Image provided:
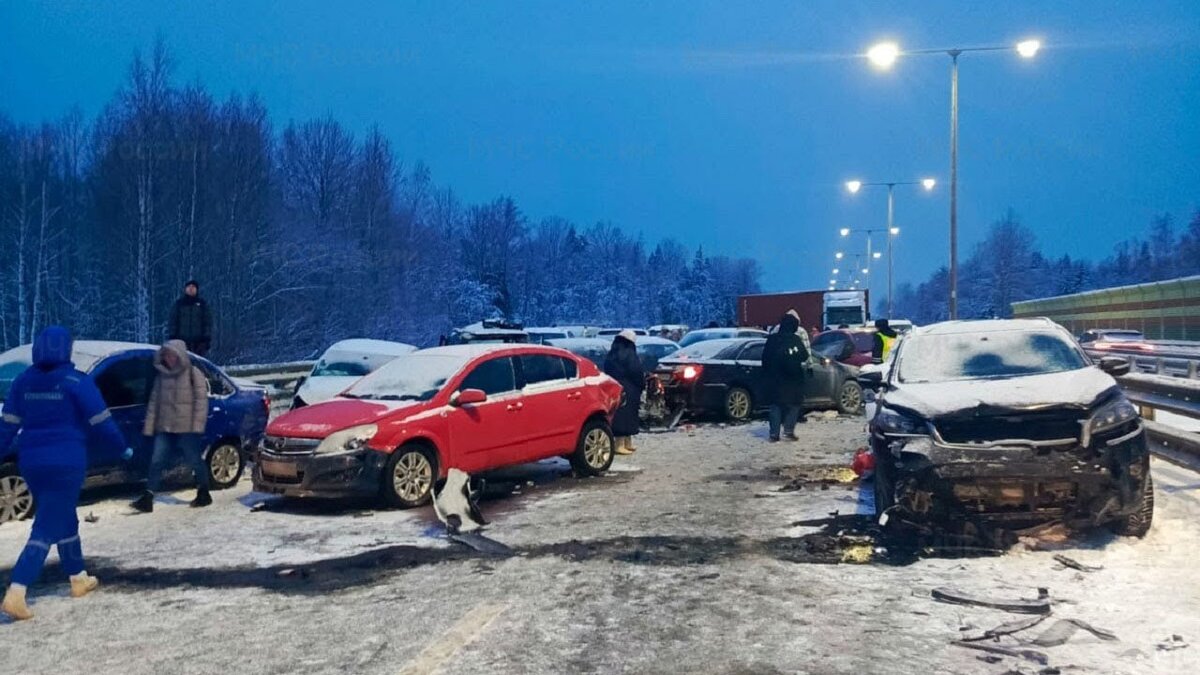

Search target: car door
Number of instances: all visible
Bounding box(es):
[449,356,525,472]
[193,359,235,449]
[803,352,839,407]
[733,341,767,405]
[91,352,157,475]
[516,353,581,458]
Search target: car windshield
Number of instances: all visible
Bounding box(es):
[898,330,1088,384]
[811,333,843,357]
[311,361,371,377]
[678,330,732,347]
[343,354,471,401]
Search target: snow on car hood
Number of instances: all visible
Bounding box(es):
[886,367,1118,418]
[296,376,358,405]
[268,397,431,439]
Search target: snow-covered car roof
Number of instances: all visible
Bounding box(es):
[416,343,568,359]
[454,321,528,336]
[911,318,1058,337]
[0,340,157,374]
[638,336,681,349]
[663,338,754,361]
[547,337,610,350]
[321,339,418,357]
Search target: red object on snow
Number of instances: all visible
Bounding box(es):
[851,447,875,477]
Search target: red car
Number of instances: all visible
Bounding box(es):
[811,329,876,367]
[254,344,623,507]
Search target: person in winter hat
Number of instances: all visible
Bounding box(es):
[0,326,126,620]
[168,280,213,357]
[604,329,644,455]
[761,312,810,442]
[131,340,211,513]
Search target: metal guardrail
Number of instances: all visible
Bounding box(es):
[224,361,314,389]
[1117,372,1200,462]
[1085,345,1200,379]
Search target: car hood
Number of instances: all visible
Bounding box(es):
[886,367,1116,419]
[296,376,359,404]
[268,397,433,439]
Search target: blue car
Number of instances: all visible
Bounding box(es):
[0,341,270,523]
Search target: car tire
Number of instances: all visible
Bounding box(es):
[382,444,438,508]
[206,441,245,490]
[837,380,864,415]
[724,386,753,422]
[1111,469,1154,538]
[570,418,615,477]
[0,464,35,525]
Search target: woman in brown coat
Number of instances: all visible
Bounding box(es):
[131,340,210,512]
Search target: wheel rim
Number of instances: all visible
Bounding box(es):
[841,384,861,412]
[0,476,33,523]
[392,452,433,502]
[210,445,242,483]
[583,428,613,468]
[728,390,751,419]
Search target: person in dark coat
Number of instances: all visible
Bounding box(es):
[168,280,212,357]
[761,312,809,442]
[603,329,644,455]
[0,326,126,621]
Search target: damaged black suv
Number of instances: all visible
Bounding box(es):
[861,318,1153,537]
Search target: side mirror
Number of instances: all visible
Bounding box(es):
[1098,356,1131,378]
[840,343,854,359]
[295,376,307,390]
[452,388,488,406]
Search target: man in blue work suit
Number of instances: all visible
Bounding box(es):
[0,326,126,621]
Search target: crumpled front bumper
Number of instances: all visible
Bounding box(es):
[252,448,387,499]
[875,424,1149,524]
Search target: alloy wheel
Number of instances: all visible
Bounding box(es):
[392,451,433,503]
[841,383,862,413]
[583,428,613,469]
[0,475,33,524]
[209,444,242,484]
[728,389,751,420]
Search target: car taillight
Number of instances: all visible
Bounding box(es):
[676,365,703,381]
[263,393,271,416]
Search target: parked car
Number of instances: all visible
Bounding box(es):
[812,328,876,367]
[292,339,417,409]
[677,327,768,349]
[1079,329,1145,344]
[596,328,649,338]
[0,341,269,523]
[254,344,623,507]
[447,320,529,345]
[525,328,572,344]
[636,336,681,371]
[860,319,1152,536]
[550,336,680,373]
[652,338,864,423]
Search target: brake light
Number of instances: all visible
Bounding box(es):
[676,365,703,381]
[263,392,272,417]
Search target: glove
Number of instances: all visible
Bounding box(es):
[122,447,135,461]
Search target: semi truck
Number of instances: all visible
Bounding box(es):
[737,290,870,330]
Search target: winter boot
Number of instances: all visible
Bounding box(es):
[131,490,154,513]
[2,585,32,621]
[69,573,99,598]
[190,488,212,508]
[614,437,634,456]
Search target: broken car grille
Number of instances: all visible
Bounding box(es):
[934,412,1084,446]
[262,436,321,455]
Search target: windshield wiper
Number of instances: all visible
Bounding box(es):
[375,394,422,401]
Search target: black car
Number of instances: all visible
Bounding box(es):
[861,319,1152,536]
[652,338,864,423]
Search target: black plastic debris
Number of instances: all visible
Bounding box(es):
[1052,554,1103,572]
[952,641,1049,666]
[84,512,99,524]
[932,587,1052,615]
[960,615,1048,642]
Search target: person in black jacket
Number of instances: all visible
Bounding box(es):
[168,280,212,356]
[761,312,809,442]
[603,329,644,455]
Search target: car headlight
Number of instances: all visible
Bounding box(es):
[1087,396,1139,437]
[314,424,378,455]
[874,407,927,436]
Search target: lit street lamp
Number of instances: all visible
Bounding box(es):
[865,38,1041,319]
[844,177,936,316]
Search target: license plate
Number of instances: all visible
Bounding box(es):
[260,459,298,479]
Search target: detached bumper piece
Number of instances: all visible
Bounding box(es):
[253,446,387,499]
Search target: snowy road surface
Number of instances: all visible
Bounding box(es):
[2,417,1200,674]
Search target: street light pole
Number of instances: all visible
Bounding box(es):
[887,184,895,317]
[949,50,960,320]
[844,178,934,318]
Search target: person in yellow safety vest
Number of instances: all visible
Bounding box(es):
[872,319,898,364]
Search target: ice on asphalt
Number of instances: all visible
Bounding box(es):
[2,418,1199,674]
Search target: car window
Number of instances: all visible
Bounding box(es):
[94,355,157,408]
[196,361,235,396]
[460,357,518,396]
[678,330,733,348]
[851,333,875,352]
[0,360,30,402]
[312,361,370,377]
[898,330,1088,384]
[812,333,845,357]
[738,343,765,362]
[520,354,573,386]
[346,353,470,401]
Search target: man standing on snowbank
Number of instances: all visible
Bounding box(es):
[168,280,213,357]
